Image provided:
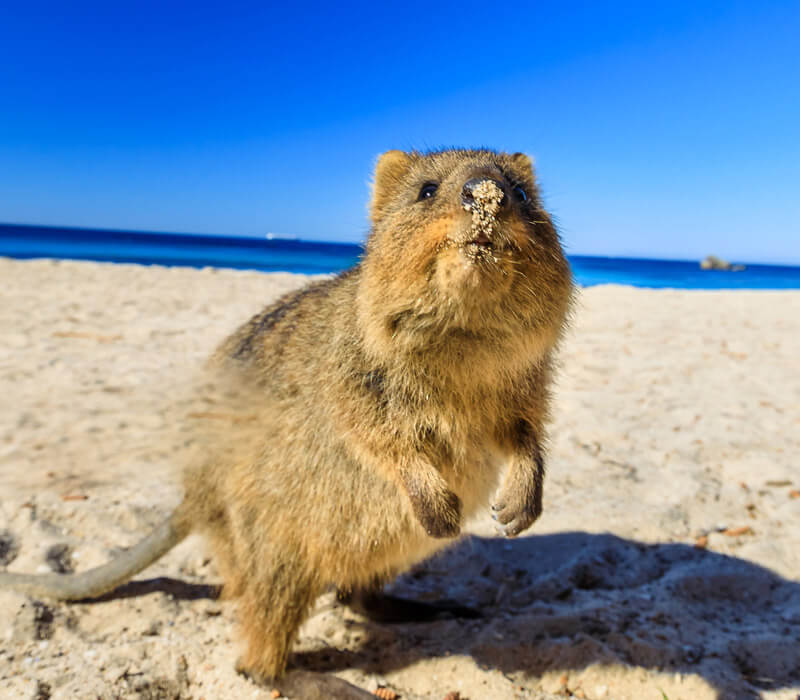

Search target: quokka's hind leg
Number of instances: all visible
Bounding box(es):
[234,559,321,682]
[235,563,374,698]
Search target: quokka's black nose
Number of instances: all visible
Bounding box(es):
[461,178,508,211]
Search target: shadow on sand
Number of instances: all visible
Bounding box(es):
[73,532,800,699]
[84,576,220,603]
[293,532,800,700]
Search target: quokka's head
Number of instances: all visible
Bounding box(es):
[359,149,572,354]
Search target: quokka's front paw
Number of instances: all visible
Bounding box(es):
[491,488,541,538]
[412,488,462,538]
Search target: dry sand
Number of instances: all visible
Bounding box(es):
[1,257,799,700]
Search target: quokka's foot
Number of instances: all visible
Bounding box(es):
[237,663,374,699]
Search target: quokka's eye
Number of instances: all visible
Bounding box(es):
[512,184,528,202]
[418,182,439,201]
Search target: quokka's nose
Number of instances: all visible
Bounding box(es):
[461,177,508,211]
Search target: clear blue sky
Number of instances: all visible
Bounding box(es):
[1,1,798,263]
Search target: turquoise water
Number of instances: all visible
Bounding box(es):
[2,223,799,289]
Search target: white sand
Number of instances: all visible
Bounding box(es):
[1,258,799,700]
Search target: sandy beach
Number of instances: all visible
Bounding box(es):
[1,257,799,700]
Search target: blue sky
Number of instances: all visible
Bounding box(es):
[1,1,798,263]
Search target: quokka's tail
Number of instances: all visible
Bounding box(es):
[0,509,190,600]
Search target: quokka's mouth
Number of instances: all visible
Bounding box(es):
[467,232,493,248]
[462,233,506,256]
[461,240,503,265]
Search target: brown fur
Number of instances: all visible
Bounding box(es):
[1,148,573,685]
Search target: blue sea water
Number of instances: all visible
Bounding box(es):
[2,223,800,289]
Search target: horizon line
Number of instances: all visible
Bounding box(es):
[2,220,798,269]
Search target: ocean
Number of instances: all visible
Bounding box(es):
[2,223,799,290]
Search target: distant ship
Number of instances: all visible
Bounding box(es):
[264,232,298,241]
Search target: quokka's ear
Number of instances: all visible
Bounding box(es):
[370,150,414,224]
[509,152,534,174]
